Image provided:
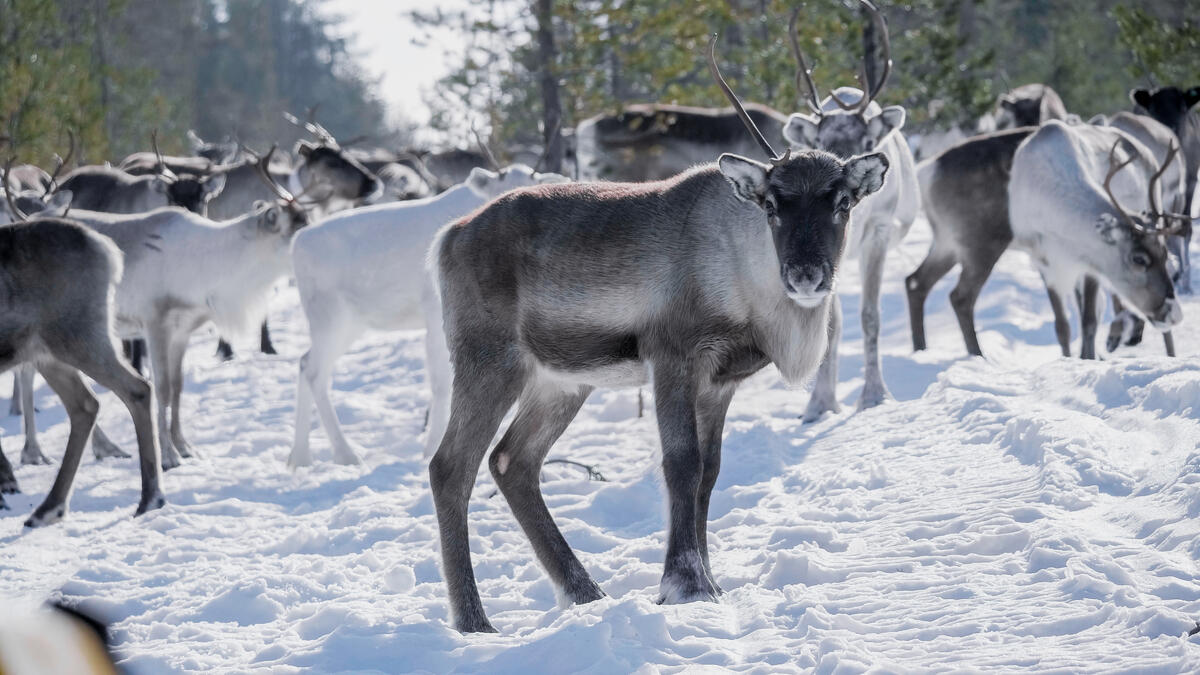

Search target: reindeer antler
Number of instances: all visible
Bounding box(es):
[471,124,503,172]
[284,107,339,148]
[45,130,75,194]
[789,7,824,116]
[150,130,176,185]
[1148,141,1192,236]
[709,33,790,165]
[1103,140,1141,231]
[816,0,894,116]
[253,145,299,204]
[3,157,29,222]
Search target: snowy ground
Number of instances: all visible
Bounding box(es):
[2,216,1200,673]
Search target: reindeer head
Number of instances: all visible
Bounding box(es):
[1130,86,1200,136]
[710,34,888,308]
[286,110,381,212]
[781,1,905,160]
[1097,139,1186,330]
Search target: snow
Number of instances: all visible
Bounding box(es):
[3,216,1200,672]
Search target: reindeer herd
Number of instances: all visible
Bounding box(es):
[1,0,1198,635]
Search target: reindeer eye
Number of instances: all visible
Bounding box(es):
[1130,251,1151,268]
[764,199,778,218]
[864,139,875,151]
[836,196,850,213]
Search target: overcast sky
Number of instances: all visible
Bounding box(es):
[323,0,458,131]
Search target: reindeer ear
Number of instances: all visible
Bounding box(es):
[718,154,769,206]
[1130,89,1152,109]
[866,106,905,146]
[843,153,889,203]
[783,114,820,149]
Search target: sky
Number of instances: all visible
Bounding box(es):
[323,0,460,132]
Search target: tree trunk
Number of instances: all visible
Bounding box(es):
[534,0,564,173]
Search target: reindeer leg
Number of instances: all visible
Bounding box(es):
[951,244,1005,357]
[905,242,956,352]
[7,371,20,416]
[77,342,163,515]
[146,327,181,470]
[802,297,842,423]
[166,330,196,458]
[259,321,277,355]
[25,361,97,527]
[302,315,363,466]
[857,223,892,410]
[489,380,603,605]
[1041,278,1071,357]
[0,435,17,495]
[17,364,49,465]
[430,357,524,633]
[695,381,735,594]
[1076,275,1101,360]
[653,359,718,605]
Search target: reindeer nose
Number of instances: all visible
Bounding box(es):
[785,266,824,295]
[784,265,829,308]
[1154,298,1183,327]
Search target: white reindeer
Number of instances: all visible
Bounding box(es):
[288,164,569,468]
[779,1,919,419]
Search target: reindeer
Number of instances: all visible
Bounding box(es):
[205,114,381,359]
[424,32,888,633]
[1131,86,1200,286]
[11,154,310,468]
[908,122,1181,359]
[993,83,1069,129]
[779,0,919,420]
[1,181,126,466]
[1091,112,1189,353]
[575,103,788,182]
[0,212,163,526]
[289,159,569,468]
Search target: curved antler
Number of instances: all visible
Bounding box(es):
[708,33,789,165]
[1148,141,1192,235]
[3,157,29,222]
[828,0,893,115]
[254,145,299,204]
[150,130,176,185]
[284,110,339,148]
[1103,140,1142,232]
[471,125,503,172]
[45,130,75,194]
[789,7,823,116]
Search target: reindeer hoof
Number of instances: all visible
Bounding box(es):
[20,446,51,466]
[455,614,498,634]
[0,476,18,494]
[801,398,840,424]
[25,503,66,528]
[332,445,365,466]
[93,436,131,460]
[855,386,892,412]
[135,492,167,516]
